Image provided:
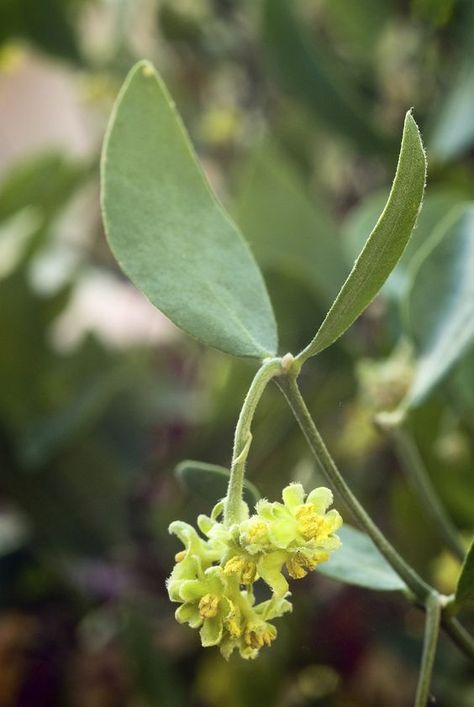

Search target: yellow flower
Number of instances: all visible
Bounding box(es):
[224,555,257,584]
[167,481,342,658]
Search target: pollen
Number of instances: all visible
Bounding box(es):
[174,550,186,562]
[247,520,268,543]
[242,561,257,584]
[225,603,242,637]
[286,554,308,579]
[295,504,323,540]
[224,556,257,584]
[224,556,245,575]
[198,593,220,619]
[244,626,275,649]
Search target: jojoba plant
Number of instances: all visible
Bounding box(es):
[101,61,474,706]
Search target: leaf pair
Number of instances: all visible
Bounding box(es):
[101,61,427,363]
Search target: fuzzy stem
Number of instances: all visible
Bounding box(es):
[223,359,282,526]
[442,616,474,662]
[415,593,441,706]
[277,374,433,602]
[388,426,464,560]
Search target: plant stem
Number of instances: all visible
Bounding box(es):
[442,616,474,663]
[390,426,464,561]
[415,592,441,706]
[277,374,433,602]
[224,358,282,526]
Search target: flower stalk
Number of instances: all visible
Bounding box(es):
[415,592,441,707]
[388,425,465,561]
[277,373,433,603]
[224,357,284,526]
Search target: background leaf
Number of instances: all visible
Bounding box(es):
[101,61,277,359]
[403,204,474,408]
[234,143,346,307]
[455,538,474,609]
[0,0,81,63]
[262,0,391,154]
[298,111,426,362]
[428,4,474,162]
[175,460,260,507]
[0,151,85,225]
[121,604,183,706]
[318,525,407,591]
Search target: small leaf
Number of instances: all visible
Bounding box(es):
[175,460,260,507]
[298,111,426,362]
[343,189,464,301]
[234,143,346,306]
[403,204,474,408]
[318,525,407,592]
[455,538,474,609]
[101,61,277,359]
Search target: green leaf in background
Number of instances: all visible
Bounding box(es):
[429,4,474,161]
[101,61,277,359]
[324,0,393,66]
[451,349,474,428]
[121,604,183,707]
[234,143,346,307]
[318,525,407,591]
[19,366,128,469]
[0,151,86,225]
[411,0,456,26]
[455,538,474,609]
[402,204,474,408]
[0,0,81,63]
[175,460,260,507]
[297,111,426,362]
[262,0,392,155]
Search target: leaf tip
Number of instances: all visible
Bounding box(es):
[140,61,156,78]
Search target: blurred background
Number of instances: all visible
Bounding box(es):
[0,0,474,705]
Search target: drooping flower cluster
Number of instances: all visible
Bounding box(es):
[167,483,342,659]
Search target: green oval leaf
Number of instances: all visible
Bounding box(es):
[101,61,277,359]
[455,538,474,609]
[175,460,260,507]
[403,204,474,408]
[318,525,407,592]
[298,111,426,362]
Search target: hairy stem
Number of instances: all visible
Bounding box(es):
[390,426,464,560]
[415,593,441,706]
[224,358,282,526]
[277,374,432,601]
[442,616,474,663]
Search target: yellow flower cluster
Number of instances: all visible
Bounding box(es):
[167,483,342,659]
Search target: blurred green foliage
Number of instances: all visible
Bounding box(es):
[0,0,473,705]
